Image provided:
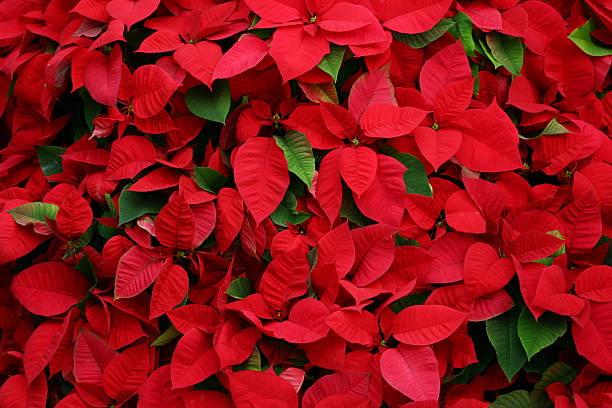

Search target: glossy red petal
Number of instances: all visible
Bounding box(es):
[393,305,466,345]
[302,372,369,408]
[445,190,486,234]
[171,329,219,389]
[10,262,90,316]
[351,224,395,287]
[149,262,189,319]
[106,0,161,30]
[361,104,428,138]
[136,30,183,53]
[319,102,358,139]
[155,194,195,249]
[269,26,329,83]
[316,222,355,279]
[174,42,222,88]
[212,34,269,80]
[415,127,462,172]
[24,317,69,383]
[260,248,310,313]
[380,344,440,401]
[234,137,289,225]
[325,309,379,345]
[114,246,164,299]
[213,318,261,368]
[102,343,149,403]
[265,298,330,343]
[348,66,397,120]
[131,65,180,119]
[314,149,343,224]
[83,44,122,106]
[127,168,180,192]
[519,0,566,55]
[464,242,515,298]
[228,370,298,408]
[506,231,564,263]
[167,304,220,334]
[573,302,612,373]
[243,0,305,23]
[215,188,244,254]
[73,331,116,385]
[378,0,453,34]
[353,154,406,228]
[191,201,217,248]
[575,265,612,302]
[137,365,184,408]
[339,146,377,197]
[56,188,93,238]
[419,42,471,104]
[106,135,159,180]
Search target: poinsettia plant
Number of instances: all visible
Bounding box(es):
[1,0,612,407]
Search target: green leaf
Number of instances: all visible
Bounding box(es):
[491,390,534,408]
[248,15,275,40]
[274,131,315,188]
[9,202,59,226]
[36,146,66,176]
[317,44,345,82]
[486,32,524,76]
[152,325,181,346]
[75,252,97,287]
[270,190,311,226]
[395,234,420,246]
[390,291,431,314]
[105,193,117,215]
[531,362,577,408]
[248,15,261,29]
[179,292,189,307]
[340,184,374,227]
[523,351,557,375]
[76,223,96,247]
[486,306,527,381]
[569,19,612,56]
[603,235,612,266]
[539,362,577,386]
[470,62,480,93]
[379,145,431,197]
[548,230,566,257]
[390,152,432,197]
[118,187,167,225]
[226,277,252,299]
[392,19,455,49]
[455,12,475,57]
[185,80,231,123]
[476,36,502,69]
[539,118,569,136]
[519,118,570,141]
[98,198,119,240]
[193,166,228,194]
[79,88,101,132]
[307,247,318,272]
[453,337,496,385]
[518,308,567,361]
[533,256,554,266]
[234,346,262,372]
[298,82,339,104]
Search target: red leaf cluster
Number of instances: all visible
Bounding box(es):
[0,0,611,407]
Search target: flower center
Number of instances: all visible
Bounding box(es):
[272,113,281,128]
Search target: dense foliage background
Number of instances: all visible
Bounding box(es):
[1,0,612,406]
